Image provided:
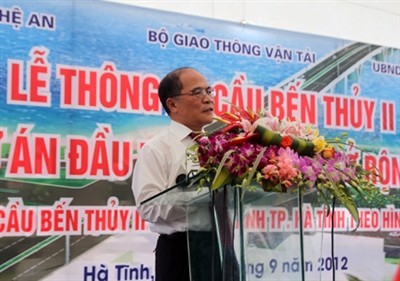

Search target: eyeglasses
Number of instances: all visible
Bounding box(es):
[172,86,215,99]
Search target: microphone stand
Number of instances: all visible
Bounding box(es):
[139,170,203,205]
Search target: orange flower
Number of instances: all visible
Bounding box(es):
[321,147,335,159]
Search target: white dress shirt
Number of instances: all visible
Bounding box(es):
[132,120,211,234]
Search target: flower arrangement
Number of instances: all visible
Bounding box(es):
[188,106,382,227]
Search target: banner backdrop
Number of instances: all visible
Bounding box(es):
[0,1,399,280]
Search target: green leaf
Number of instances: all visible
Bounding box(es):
[320,165,360,227]
[211,149,235,190]
[315,185,331,216]
[329,184,360,229]
[241,147,268,197]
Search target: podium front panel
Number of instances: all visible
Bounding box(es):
[141,185,325,281]
[186,187,324,281]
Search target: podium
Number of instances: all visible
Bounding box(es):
[141,183,314,281]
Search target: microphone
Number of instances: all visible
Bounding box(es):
[175,171,201,189]
[141,171,200,205]
[176,174,188,186]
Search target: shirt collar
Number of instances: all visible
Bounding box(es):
[169,120,193,141]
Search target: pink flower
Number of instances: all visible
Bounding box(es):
[261,164,279,183]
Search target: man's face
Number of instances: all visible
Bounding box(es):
[168,69,215,131]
